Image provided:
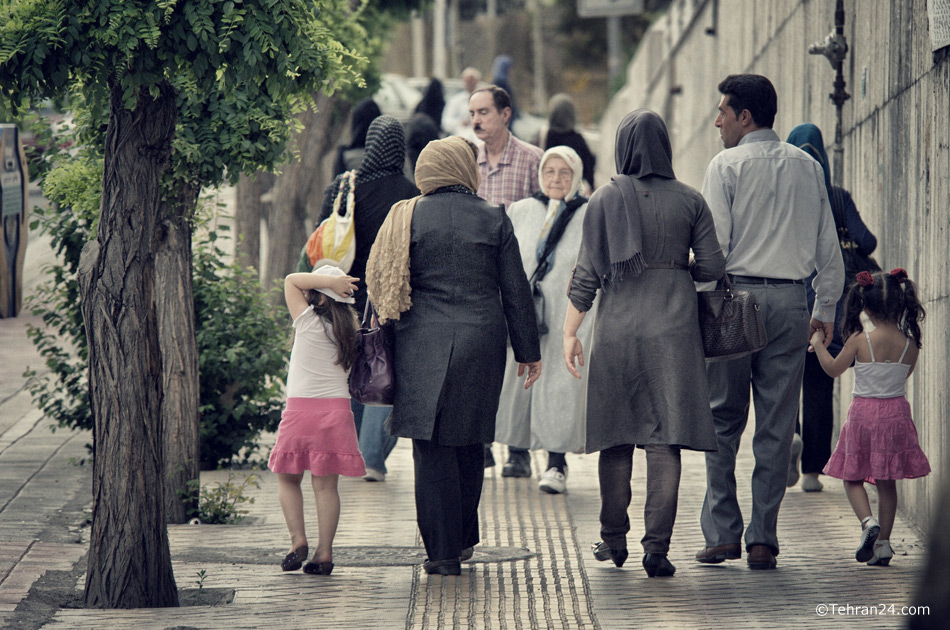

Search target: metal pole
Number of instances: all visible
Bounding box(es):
[808,0,851,187]
[830,0,850,187]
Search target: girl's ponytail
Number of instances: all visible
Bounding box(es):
[840,281,866,341]
[310,293,360,370]
[899,276,925,348]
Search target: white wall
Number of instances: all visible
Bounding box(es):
[599,0,950,533]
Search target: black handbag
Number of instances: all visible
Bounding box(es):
[831,187,881,280]
[348,300,395,406]
[527,193,585,337]
[531,279,548,336]
[698,276,768,362]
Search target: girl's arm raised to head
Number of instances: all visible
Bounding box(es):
[283,272,359,320]
[810,330,861,378]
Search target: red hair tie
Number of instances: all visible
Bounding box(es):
[890,267,908,284]
[856,271,875,287]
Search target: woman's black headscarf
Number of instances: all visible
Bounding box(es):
[346,98,382,150]
[414,78,445,130]
[582,109,675,287]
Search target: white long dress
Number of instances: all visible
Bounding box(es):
[494,195,594,453]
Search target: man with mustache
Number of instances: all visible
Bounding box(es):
[470,86,542,212]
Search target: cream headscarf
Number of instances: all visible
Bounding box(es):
[539,146,583,202]
[366,136,480,322]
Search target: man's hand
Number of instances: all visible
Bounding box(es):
[809,318,833,347]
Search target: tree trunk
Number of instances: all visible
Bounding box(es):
[234,170,274,273]
[156,181,201,524]
[78,80,179,608]
[261,93,350,302]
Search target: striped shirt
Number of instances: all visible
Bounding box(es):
[477,133,543,211]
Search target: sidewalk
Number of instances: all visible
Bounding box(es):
[1,223,931,629]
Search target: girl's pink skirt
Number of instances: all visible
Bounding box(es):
[822,396,930,483]
[268,397,366,477]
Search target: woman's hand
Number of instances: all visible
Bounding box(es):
[563,335,584,379]
[517,360,542,389]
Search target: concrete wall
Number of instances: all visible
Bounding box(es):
[599,0,949,533]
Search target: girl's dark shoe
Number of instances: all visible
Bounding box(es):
[423,558,462,575]
[303,561,334,575]
[280,546,308,572]
[592,541,627,567]
[642,553,676,577]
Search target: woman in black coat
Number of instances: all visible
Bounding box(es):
[366,136,542,575]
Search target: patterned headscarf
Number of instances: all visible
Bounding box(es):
[366,136,480,321]
[357,115,406,184]
[322,114,406,219]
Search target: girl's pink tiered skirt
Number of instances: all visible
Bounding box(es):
[268,397,366,477]
[823,396,930,483]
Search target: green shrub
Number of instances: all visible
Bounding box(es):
[193,230,288,468]
[25,151,289,468]
[183,472,261,524]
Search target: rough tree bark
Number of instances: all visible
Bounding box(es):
[78,80,180,608]
[235,171,274,273]
[259,93,350,300]
[156,181,201,524]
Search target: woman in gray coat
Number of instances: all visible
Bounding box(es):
[563,110,725,577]
[367,136,542,576]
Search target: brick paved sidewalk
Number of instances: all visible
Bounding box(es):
[5,431,928,629]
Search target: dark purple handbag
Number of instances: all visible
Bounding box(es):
[348,300,395,406]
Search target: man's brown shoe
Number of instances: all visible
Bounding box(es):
[695,543,741,564]
[747,544,777,570]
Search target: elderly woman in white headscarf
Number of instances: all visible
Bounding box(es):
[495,146,593,494]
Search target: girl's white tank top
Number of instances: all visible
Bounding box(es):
[286,307,350,399]
[852,332,911,399]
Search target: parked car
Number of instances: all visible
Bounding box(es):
[374,73,423,124]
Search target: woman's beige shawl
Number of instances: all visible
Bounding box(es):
[366,136,480,322]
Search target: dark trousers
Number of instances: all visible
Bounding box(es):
[800,351,834,474]
[598,444,682,554]
[412,439,484,562]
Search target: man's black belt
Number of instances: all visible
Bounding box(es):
[728,274,805,285]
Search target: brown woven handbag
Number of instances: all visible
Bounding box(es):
[698,276,767,362]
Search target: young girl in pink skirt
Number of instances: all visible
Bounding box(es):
[268,265,366,575]
[810,268,930,567]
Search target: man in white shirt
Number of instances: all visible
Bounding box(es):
[695,74,844,571]
[442,67,481,140]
